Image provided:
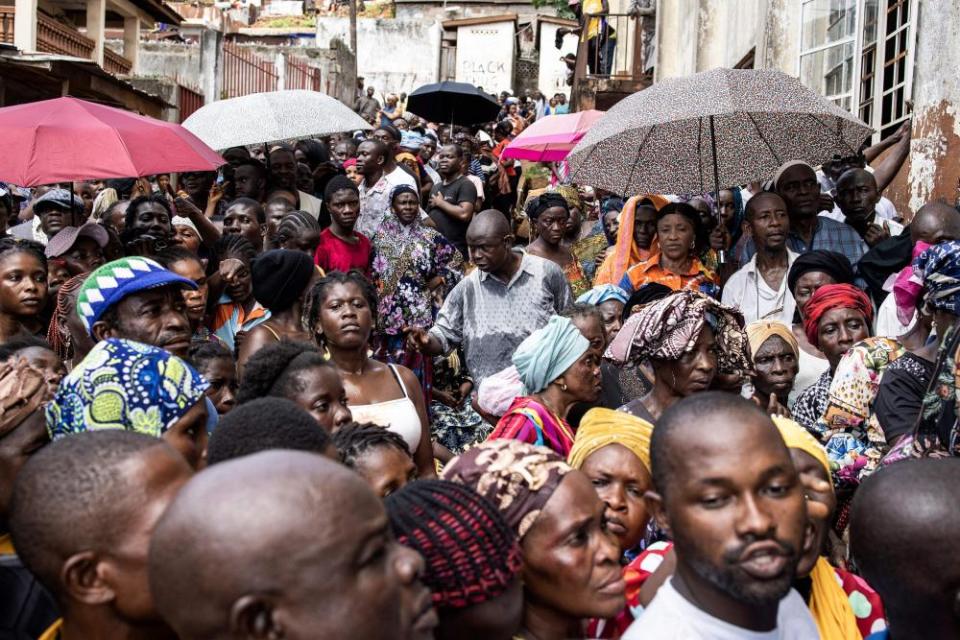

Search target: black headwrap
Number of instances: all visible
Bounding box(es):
[390,184,419,204]
[526,192,569,221]
[787,250,856,294]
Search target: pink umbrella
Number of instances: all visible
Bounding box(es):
[0,97,224,186]
[501,110,605,163]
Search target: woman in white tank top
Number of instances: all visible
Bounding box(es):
[307,272,436,478]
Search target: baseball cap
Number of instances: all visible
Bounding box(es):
[45,223,109,258]
[76,257,198,335]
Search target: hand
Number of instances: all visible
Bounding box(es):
[429,192,445,208]
[864,222,891,247]
[233,330,248,356]
[209,181,228,206]
[130,177,153,198]
[892,119,912,143]
[817,193,835,214]
[404,326,431,352]
[766,393,791,418]
[173,195,203,218]
[800,475,832,522]
[432,389,459,409]
[219,257,245,283]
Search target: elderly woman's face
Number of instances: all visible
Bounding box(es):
[521,471,625,619]
[793,271,837,320]
[558,349,602,403]
[598,300,624,344]
[817,308,869,370]
[656,324,716,397]
[752,335,798,401]
[392,192,420,226]
[580,444,652,552]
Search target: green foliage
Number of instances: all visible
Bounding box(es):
[530,0,575,19]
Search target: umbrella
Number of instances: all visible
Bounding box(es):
[182,90,371,151]
[567,68,873,196]
[502,110,605,162]
[406,81,501,125]
[0,97,224,186]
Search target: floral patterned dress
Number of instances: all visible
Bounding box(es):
[371,215,463,396]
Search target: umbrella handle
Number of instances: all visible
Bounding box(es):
[708,115,726,266]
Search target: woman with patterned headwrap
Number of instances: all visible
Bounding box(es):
[489,316,602,457]
[791,284,873,435]
[525,192,590,298]
[46,338,214,469]
[442,439,625,640]
[608,289,750,423]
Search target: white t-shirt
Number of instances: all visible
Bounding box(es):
[623,578,819,640]
[721,250,798,325]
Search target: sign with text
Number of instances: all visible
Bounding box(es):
[455,21,514,94]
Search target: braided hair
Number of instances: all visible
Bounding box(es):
[276,210,321,248]
[235,339,334,405]
[385,479,522,610]
[213,234,257,267]
[0,237,46,269]
[46,274,86,362]
[332,421,410,469]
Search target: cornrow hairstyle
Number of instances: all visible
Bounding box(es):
[332,421,410,469]
[206,397,331,465]
[213,234,257,265]
[125,194,172,231]
[154,245,206,273]
[304,270,378,338]
[235,339,334,405]
[47,274,86,362]
[276,210,321,247]
[0,237,47,271]
[187,340,234,373]
[0,335,53,361]
[225,197,266,225]
[385,479,522,610]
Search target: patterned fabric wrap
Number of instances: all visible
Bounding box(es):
[441,439,571,540]
[892,241,930,325]
[802,284,874,348]
[914,324,960,458]
[489,396,577,458]
[568,407,654,471]
[814,337,904,481]
[75,257,196,334]
[46,338,209,439]
[604,289,751,376]
[0,359,51,439]
[914,240,960,315]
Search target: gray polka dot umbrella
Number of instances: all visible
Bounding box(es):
[566,68,874,196]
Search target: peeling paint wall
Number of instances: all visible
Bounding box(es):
[885,1,960,219]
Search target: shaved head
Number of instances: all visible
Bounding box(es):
[467,209,511,239]
[149,450,433,640]
[835,167,876,190]
[851,459,960,636]
[911,201,960,245]
[744,191,787,221]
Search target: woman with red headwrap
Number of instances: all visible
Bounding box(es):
[792,284,873,434]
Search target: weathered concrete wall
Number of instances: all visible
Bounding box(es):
[538,23,576,99]
[316,17,441,95]
[883,1,960,220]
[138,40,206,84]
[456,20,515,92]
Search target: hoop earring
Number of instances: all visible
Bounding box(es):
[560,382,568,391]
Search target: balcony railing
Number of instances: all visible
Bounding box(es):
[104,46,132,75]
[575,13,645,79]
[0,6,134,76]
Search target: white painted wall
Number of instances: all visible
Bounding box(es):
[317,17,442,95]
[455,20,514,93]
[538,23,576,99]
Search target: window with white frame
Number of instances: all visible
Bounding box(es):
[798,0,916,142]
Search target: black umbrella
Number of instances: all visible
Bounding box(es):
[406,81,501,125]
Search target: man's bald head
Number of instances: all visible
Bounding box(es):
[744,191,787,221]
[835,167,876,191]
[911,201,960,245]
[467,209,511,239]
[851,459,960,633]
[149,450,430,640]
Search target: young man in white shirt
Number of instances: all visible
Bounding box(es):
[722,192,797,325]
[624,393,819,640]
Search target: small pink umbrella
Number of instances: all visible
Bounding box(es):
[501,110,605,163]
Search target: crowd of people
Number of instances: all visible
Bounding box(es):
[1,87,959,640]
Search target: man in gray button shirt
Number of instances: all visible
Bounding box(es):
[407,210,573,384]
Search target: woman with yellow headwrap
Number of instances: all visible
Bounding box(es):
[772,416,887,639]
[570,407,656,640]
[746,321,800,417]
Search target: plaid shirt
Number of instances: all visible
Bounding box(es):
[735,216,867,269]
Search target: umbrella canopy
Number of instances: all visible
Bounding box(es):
[502,110,605,162]
[406,81,501,125]
[567,68,874,195]
[0,97,224,186]
[182,90,371,151]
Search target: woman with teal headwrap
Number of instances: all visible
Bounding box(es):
[487,316,602,456]
[577,284,630,343]
[46,338,213,469]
